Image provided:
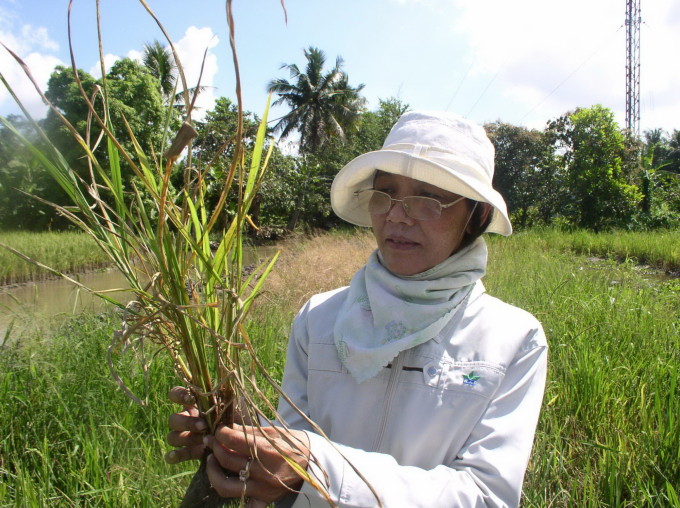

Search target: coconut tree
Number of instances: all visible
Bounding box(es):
[142,39,177,99]
[143,39,210,114]
[267,46,366,230]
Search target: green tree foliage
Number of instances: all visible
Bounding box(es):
[0,59,176,230]
[547,105,642,231]
[0,116,56,229]
[189,97,260,230]
[43,59,170,181]
[485,122,558,228]
[639,128,680,227]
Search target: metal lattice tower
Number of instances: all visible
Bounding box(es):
[625,0,641,137]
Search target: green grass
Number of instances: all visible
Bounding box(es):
[1,230,679,506]
[0,311,291,507]
[486,234,680,507]
[0,232,109,286]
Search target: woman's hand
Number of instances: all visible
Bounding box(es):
[164,386,208,464]
[165,386,311,505]
[204,423,310,505]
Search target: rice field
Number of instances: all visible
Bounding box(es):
[522,228,680,273]
[0,232,109,286]
[0,230,679,506]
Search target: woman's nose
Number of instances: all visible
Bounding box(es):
[386,199,415,225]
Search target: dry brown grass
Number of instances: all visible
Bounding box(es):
[262,229,376,316]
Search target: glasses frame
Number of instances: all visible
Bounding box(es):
[354,189,466,221]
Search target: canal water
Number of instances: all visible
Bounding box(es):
[0,246,280,340]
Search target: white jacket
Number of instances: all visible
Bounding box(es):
[277,281,548,508]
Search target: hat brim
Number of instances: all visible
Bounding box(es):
[331,149,513,236]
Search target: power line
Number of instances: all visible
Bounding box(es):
[466,54,509,117]
[518,25,623,125]
[445,57,476,112]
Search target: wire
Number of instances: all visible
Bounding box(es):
[517,25,623,125]
[466,53,510,117]
[445,57,476,112]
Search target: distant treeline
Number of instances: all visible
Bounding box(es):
[1,57,678,234]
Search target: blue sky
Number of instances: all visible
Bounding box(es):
[1,0,679,136]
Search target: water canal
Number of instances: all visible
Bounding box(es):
[0,245,280,339]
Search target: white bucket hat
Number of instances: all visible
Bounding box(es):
[330,110,512,236]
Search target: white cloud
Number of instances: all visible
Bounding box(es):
[21,24,59,52]
[127,49,143,63]
[0,14,63,118]
[451,0,680,132]
[88,53,120,78]
[173,27,219,120]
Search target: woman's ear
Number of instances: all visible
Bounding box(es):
[479,203,493,225]
[466,203,493,234]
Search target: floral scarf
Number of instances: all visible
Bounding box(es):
[334,237,487,383]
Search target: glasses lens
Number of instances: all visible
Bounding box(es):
[403,196,442,220]
[358,190,391,214]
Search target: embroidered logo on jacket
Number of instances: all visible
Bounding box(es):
[463,372,481,386]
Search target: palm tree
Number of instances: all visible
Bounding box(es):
[142,40,177,99]
[142,40,213,116]
[268,46,366,229]
[268,47,365,153]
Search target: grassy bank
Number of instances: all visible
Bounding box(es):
[0,232,109,286]
[1,230,679,506]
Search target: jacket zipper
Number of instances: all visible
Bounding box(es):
[372,351,405,452]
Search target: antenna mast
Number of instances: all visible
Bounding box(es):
[625,0,641,137]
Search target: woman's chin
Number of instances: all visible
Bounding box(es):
[381,251,427,276]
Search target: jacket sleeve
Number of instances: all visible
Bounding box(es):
[289,337,548,508]
[275,305,315,433]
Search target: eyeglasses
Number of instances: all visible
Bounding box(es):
[354,189,466,221]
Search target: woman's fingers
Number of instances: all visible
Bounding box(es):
[169,386,194,406]
[203,435,253,473]
[213,424,261,457]
[168,430,205,448]
[166,387,206,465]
[168,412,208,433]
[169,386,199,416]
[206,454,255,498]
[165,444,205,464]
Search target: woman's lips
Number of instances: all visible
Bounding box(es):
[385,237,420,250]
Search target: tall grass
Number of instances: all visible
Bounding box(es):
[0,231,107,285]
[1,230,678,506]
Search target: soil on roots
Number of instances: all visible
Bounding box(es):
[179,453,233,508]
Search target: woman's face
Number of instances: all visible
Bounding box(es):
[370,172,476,276]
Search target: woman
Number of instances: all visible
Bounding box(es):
[166,111,548,508]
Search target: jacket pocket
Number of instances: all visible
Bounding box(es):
[307,341,346,373]
[440,361,505,400]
